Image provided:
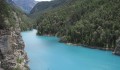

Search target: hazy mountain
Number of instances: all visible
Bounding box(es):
[12,0,37,13]
[6,0,16,5]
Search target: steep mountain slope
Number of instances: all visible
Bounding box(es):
[5,0,34,31]
[6,0,34,31]
[0,0,29,70]
[30,0,72,18]
[30,0,70,14]
[35,0,120,54]
[6,0,15,5]
[30,1,53,14]
[13,8,34,31]
[12,0,37,13]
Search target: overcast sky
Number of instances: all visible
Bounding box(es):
[35,0,52,1]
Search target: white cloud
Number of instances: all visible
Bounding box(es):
[35,0,52,2]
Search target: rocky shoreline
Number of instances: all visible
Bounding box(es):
[0,12,29,70]
[0,30,29,70]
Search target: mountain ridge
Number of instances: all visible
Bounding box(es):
[30,0,72,17]
[12,0,37,13]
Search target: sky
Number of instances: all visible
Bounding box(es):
[35,0,52,1]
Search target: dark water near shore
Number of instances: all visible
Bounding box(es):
[21,29,120,70]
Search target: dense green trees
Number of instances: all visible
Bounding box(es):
[0,0,10,29]
[34,0,120,49]
[0,0,33,31]
[9,2,34,31]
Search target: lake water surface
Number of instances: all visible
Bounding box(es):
[21,29,120,70]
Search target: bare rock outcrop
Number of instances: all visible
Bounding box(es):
[0,12,29,70]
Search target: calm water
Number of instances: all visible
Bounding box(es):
[21,29,120,70]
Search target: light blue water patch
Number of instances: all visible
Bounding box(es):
[21,29,120,70]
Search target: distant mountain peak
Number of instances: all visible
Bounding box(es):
[12,0,38,13]
[30,0,70,14]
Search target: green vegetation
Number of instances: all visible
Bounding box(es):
[17,58,24,64]
[14,65,21,70]
[10,4,34,31]
[33,0,120,49]
[0,0,33,31]
[31,0,71,13]
[0,0,11,29]
[30,0,72,18]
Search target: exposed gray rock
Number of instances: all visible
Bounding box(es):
[0,12,29,70]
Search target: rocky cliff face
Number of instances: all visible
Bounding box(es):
[0,12,29,70]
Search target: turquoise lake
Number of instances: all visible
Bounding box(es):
[21,29,120,70]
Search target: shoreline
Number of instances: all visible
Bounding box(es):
[36,32,119,56]
[66,43,114,51]
[65,42,120,56]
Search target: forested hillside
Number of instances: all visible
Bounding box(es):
[0,0,33,31]
[0,0,11,29]
[30,0,71,14]
[33,0,120,49]
[13,8,33,31]
[30,0,72,18]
